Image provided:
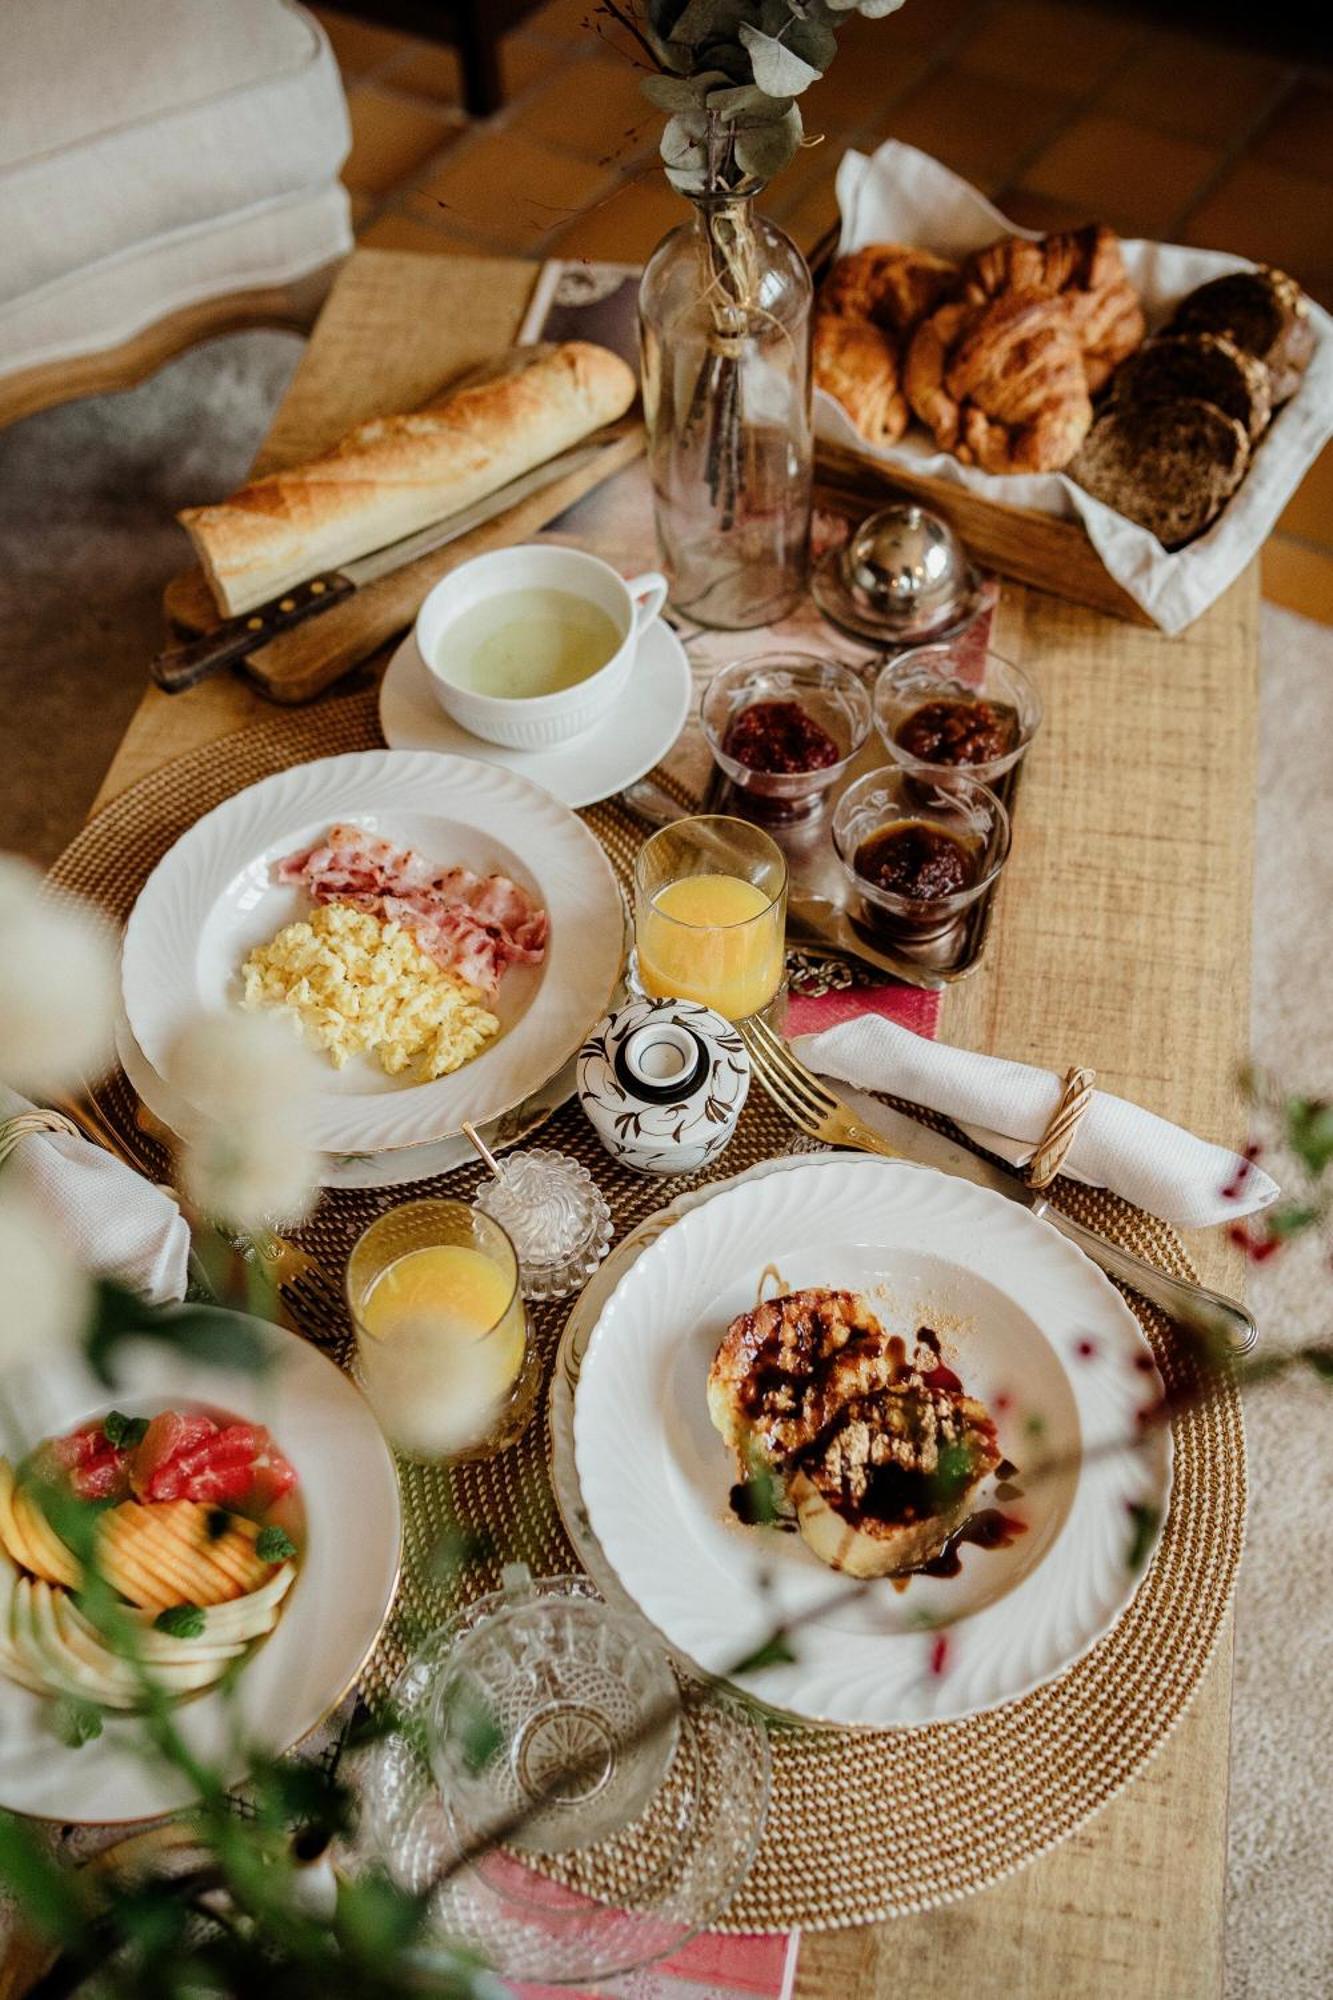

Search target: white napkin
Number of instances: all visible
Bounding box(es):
[0,1087,190,1304]
[791,1018,1279,1229]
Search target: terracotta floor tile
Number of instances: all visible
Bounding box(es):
[1261,536,1333,625]
[1250,79,1333,185]
[409,129,619,252]
[992,187,1097,234]
[802,40,932,130]
[500,33,566,102]
[955,0,1144,94]
[875,66,1072,195]
[524,0,600,46]
[356,209,461,254]
[835,0,986,57]
[547,174,685,264]
[518,55,658,169]
[1098,29,1287,148]
[342,87,458,196]
[312,8,409,79]
[778,168,846,260]
[1278,440,1333,551]
[1183,159,1333,309]
[1020,114,1217,239]
[383,41,462,107]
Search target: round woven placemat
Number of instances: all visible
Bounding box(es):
[48,693,1246,1930]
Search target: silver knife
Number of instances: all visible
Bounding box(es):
[840,1093,1259,1357]
[151,437,614,694]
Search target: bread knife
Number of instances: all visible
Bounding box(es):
[150,437,613,695]
[834,1091,1259,1357]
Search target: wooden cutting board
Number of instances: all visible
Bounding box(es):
[162,421,646,705]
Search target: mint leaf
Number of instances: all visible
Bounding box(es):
[52,1698,103,1747]
[256,1526,296,1564]
[154,1604,206,1639]
[102,1410,148,1450]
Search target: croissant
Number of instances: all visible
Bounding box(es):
[961,226,1144,392]
[819,243,959,336]
[812,313,909,446]
[905,290,1093,474]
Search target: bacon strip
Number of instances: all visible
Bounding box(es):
[277,823,547,1000]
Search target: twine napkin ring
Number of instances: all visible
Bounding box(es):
[0,1109,81,1170]
[1026,1066,1096,1189]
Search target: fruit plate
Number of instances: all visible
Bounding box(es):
[120,750,624,1156]
[572,1154,1171,1728]
[0,1317,400,1822]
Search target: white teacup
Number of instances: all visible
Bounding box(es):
[416,545,668,751]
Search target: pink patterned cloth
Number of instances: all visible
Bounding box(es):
[514,1927,799,1999]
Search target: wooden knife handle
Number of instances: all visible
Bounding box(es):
[150,571,356,693]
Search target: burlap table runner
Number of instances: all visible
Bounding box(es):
[47,691,1245,1929]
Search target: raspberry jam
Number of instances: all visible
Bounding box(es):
[896,697,1018,767]
[723,699,841,775]
[855,820,977,902]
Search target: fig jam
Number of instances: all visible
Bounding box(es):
[855,820,977,902]
[896,697,1018,767]
[723,699,841,776]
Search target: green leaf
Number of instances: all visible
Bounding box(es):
[85,1286,270,1387]
[1285,1096,1333,1178]
[733,102,803,178]
[155,1603,206,1639]
[52,1697,103,1748]
[256,1525,297,1564]
[706,81,794,120]
[1264,1203,1322,1241]
[733,1633,798,1673]
[738,22,823,95]
[0,1811,91,1945]
[1125,1502,1161,1574]
[642,68,730,111]
[102,1409,149,1450]
[447,1682,504,1777]
[1303,1345,1333,1382]
[335,1870,430,1964]
[668,0,750,44]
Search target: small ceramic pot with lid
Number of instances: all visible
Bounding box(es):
[577,997,750,1177]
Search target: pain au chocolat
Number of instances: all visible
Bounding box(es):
[709,1289,1000,1578]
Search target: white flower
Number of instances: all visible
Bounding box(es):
[168,1012,320,1231]
[0,858,117,1095]
[357,1315,509,1460]
[0,1183,91,1372]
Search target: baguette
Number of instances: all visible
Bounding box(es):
[178,341,638,615]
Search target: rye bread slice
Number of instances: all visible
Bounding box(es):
[1165,265,1314,405]
[1068,397,1249,548]
[1112,332,1271,440]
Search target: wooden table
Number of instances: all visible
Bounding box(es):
[90,248,1256,1999]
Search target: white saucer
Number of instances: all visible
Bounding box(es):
[379,618,693,809]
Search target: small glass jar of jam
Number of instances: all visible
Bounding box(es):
[873,643,1040,789]
[833,769,1010,943]
[703,653,872,821]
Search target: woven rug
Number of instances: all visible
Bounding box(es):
[42,688,1247,1932]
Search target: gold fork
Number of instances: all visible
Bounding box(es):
[738,1015,1259,1357]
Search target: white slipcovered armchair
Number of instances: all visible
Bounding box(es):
[0,0,352,426]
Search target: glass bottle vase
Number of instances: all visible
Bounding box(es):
[638,190,813,630]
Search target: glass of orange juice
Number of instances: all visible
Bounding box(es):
[633,816,788,1023]
[346,1200,541,1462]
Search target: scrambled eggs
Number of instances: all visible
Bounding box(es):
[241,903,499,1081]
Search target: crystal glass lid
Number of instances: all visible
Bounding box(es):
[473,1148,613,1302]
[343,1571,772,1986]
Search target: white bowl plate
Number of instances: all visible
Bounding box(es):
[573,1155,1171,1727]
[121,750,624,1155]
[379,621,692,810]
[0,1317,401,1821]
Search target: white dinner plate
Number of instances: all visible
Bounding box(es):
[573,1154,1171,1728]
[114,1005,579,1193]
[0,1316,400,1821]
[379,620,693,809]
[121,750,624,1156]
